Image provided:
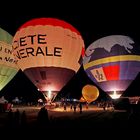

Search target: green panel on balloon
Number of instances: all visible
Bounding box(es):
[0,27,19,92]
[0,28,12,44]
[0,66,17,90]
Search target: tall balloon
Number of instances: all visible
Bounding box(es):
[83,35,140,99]
[0,27,19,92]
[82,84,99,103]
[12,18,85,102]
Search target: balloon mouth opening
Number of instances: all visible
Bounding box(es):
[42,90,58,103]
[109,91,122,99]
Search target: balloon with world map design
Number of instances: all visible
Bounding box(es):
[83,35,140,99]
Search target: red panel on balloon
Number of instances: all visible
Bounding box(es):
[103,65,120,81]
[18,18,80,35]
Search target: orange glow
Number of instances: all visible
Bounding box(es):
[82,85,99,103]
[79,97,86,102]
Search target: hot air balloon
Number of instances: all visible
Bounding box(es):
[12,18,84,102]
[83,35,140,99]
[0,27,19,92]
[79,96,86,102]
[82,84,99,103]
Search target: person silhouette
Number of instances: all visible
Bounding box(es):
[20,110,27,128]
[73,103,77,113]
[37,106,49,128]
[79,103,83,114]
[7,109,14,127]
[14,109,20,128]
[64,102,67,111]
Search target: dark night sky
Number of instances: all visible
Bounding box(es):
[0,3,140,101]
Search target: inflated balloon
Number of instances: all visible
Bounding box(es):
[0,27,19,91]
[82,85,99,103]
[83,35,140,99]
[12,18,85,101]
[79,96,86,102]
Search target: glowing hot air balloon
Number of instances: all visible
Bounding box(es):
[79,96,86,103]
[0,27,19,92]
[12,18,84,102]
[82,84,99,103]
[83,35,140,99]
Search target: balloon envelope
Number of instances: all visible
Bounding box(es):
[83,35,140,99]
[79,96,86,102]
[12,18,84,101]
[0,27,19,91]
[82,85,99,103]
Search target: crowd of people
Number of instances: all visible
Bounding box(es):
[62,100,114,113]
[5,106,50,128]
[63,102,83,113]
[7,109,27,128]
[0,99,139,129]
